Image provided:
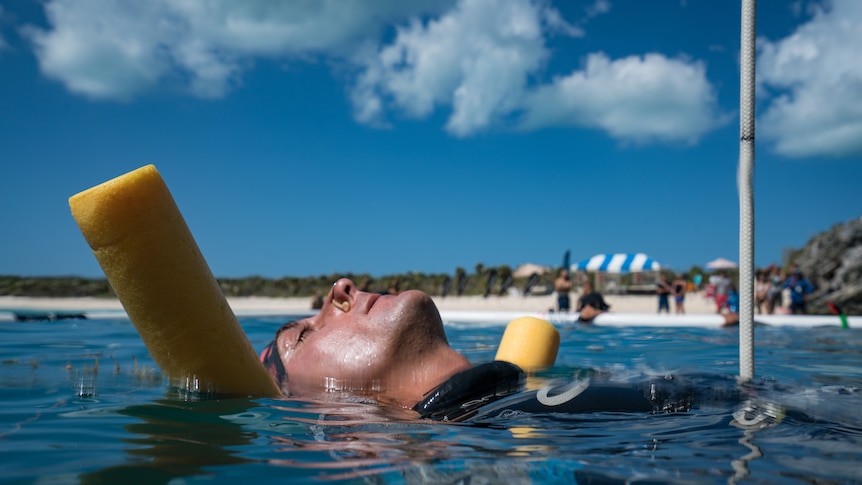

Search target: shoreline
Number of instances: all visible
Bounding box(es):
[0,292,719,315]
[2,294,856,328]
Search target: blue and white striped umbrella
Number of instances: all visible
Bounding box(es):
[572,253,661,274]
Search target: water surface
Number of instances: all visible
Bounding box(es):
[2,316,861,483]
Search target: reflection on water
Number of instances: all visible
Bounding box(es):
[77,399,257,484]
[0,317,861,483]
[267,401,460,482]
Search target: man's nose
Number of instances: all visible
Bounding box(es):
[332,278,356,306]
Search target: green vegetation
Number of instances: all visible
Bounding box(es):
[0,265,548,299]
[0,264,743,299]
[0,275,114,298]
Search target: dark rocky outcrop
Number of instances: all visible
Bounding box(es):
[792,216,862,315]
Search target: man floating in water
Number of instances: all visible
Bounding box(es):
[259,278,735,422]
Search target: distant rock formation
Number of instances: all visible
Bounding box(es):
[793,216,862,315]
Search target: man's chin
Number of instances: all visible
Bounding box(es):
[391,290,444,331]
[407,289,441,312]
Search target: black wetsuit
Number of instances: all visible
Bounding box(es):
[413,361,734,422]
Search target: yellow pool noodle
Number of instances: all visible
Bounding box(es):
[69,165,279,397]
[494,316,560,371]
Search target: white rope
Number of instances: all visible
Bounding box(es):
[738,0,757,382]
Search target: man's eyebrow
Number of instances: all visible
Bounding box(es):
[276,319,304,336]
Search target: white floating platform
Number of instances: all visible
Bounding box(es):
[1,308,858,328]
[439,310,860,328]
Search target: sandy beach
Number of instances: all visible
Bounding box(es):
[0,291,718,315]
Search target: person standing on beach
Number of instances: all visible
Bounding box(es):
[713,271,732,313]
[766,266,784,314]
[310,291,324,310]
[785,267,814,314]
[656,273,671,313]
[754,270,770,314]
[554,269,573,312]
[721,284,741,327]
[671,274,687,314]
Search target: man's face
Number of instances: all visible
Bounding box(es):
[274,279,469,404]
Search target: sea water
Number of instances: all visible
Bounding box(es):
[1,315,861,484]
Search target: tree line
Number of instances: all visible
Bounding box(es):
[0,264,558,299]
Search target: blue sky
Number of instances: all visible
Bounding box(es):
[1,0,860,279]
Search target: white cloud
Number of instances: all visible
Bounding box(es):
[352,0,563,137]
[23,0,727,145]
[24,0,449,100]
[585,0,612,18]
[758,0,862,158]
[517,53,728,144]
[25,2,175,100]
[543,6,584,38]
[351,0,725,142]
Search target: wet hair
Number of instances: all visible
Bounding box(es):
[260,320,301,389]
